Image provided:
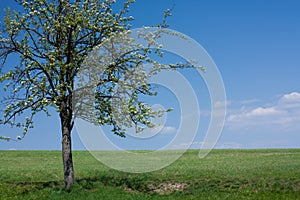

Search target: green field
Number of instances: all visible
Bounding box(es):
[0,149,300,199]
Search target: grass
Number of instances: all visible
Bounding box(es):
[0,149,300,199]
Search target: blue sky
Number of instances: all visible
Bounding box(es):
[1,0,300,150]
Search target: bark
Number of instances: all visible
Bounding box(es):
[60,104,75,191]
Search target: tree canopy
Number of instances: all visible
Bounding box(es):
[0,0,163,139]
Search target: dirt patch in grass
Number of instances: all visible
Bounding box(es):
[148,182,188,194]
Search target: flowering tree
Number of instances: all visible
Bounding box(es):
[0,0,194,190]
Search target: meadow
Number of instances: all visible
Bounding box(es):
[0,149,299,199]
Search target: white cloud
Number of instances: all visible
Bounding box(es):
[171,141,244,150]
[226,92,300,132]
[215,142,244,149]
[228,107,285,122]
[157,126,177,134]
[169,141,204,149]
[281,92,300,102]
[248,107,283,116]
[278,92,300,109]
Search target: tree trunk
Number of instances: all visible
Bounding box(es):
[60,108,75,191]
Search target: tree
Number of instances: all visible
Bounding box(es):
[0,0,194,190]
